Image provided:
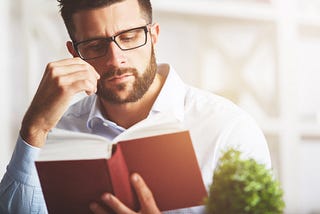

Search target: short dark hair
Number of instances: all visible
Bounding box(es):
[57,0,153,41]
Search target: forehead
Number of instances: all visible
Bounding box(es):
[72,0,147,42]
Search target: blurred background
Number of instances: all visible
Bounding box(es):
[0,0,320,213]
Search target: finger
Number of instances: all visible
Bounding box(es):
[45,65,99,96]
[130,173,159,212]
[89,202,108,214]
[58,70,98,93]
[47,57,87,67]
[48,63,100,79]
[46,58,100,79]
[59,70,97,84]
[69,79,97,95]
[100,193,134,214]
[41,74,96,98]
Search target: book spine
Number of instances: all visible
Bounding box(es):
[107,145,139,211]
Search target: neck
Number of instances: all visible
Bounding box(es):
[99,73,164,129]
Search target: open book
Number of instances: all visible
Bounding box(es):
[35,116,207,214]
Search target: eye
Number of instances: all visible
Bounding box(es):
[118,33,137,43]
[90,44,104,51]
[79,39,106,52]
[87,40,105,50]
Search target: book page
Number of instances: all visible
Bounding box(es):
[38,113,184,161]
[111,112,185,143]
[37,129,113,161]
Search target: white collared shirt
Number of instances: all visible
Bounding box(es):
[0,64,271,214]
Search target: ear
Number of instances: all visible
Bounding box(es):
[150,23,160,45]
[66,41,79,57]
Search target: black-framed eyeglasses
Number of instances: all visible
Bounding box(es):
[73,24,151,60]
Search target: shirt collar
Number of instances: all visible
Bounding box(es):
[87,96,105,129]
[150,63,186,122]
[87,63,186,129]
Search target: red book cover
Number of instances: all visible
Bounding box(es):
[35,129,207,214]
[118,131,207,211]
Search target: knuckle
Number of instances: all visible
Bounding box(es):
[46,64,59,78]
[82,79,95,93]
[78,64,90,74]
[84,64,94,74]
[141,190,154,205]
[84,63,91,70]
[106,196,122,212]
[113,202,122,211]
[53,76,62,86]
[75,56,83,63]
[53,77,69,94]
[46,62,54,71]
[83,79,92,87]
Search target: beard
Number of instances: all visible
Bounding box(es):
[96,48,157,104]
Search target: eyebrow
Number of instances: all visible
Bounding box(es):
[109,24,148,39]
[75,24,148,44]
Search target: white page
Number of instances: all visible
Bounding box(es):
[38,113,184,162]
[37,129,113,161]
[111,112,184,143]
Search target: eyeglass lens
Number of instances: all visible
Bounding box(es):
[76,26,147,60]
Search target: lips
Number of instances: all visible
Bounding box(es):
[107,73,132,81]
[104,73,135,85]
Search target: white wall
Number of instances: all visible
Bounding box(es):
[153,1,320,213]
[1,1,320,213]
[0,0,11,178]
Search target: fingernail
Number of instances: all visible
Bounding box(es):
[132,173,139,182]
[102,193,112,201]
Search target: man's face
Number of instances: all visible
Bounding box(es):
[69,0,159,104]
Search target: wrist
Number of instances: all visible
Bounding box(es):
[20,122,49,148]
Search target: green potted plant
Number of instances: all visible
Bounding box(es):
[206,148,285,214]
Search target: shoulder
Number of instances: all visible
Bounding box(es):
[184,86,245,119]
[183,87,271,167]
[183,85,258,140]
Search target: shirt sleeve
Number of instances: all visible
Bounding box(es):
[0,136,48,214]
[217,113,272,169]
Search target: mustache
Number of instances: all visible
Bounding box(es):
[100,66,138,80]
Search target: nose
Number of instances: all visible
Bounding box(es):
[105,41,126,67]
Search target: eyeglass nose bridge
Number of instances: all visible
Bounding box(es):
[106,36,124,51]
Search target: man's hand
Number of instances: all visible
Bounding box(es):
[20,57,100,147]
[89,173,161,214]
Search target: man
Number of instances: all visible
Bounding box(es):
[0,0,271,213]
